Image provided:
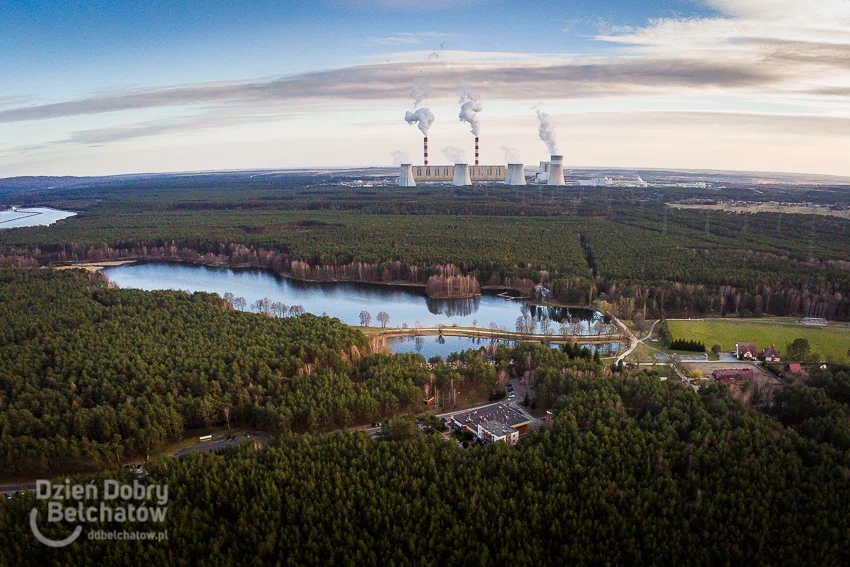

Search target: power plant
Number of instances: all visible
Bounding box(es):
[533,156,565,185]
[398,164,416,187]
[398,94,568,187]
[505,163,526,186]
[452,164,472,186]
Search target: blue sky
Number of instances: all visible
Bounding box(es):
[2,0,850,176]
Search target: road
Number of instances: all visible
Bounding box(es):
[370,325,626,345]
[616,319,660,363]
[173,434,268,458]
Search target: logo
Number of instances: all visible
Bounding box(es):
[29,479,168,547]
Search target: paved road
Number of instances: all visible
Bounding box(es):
[173,434,268,458]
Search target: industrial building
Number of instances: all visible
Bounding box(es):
[412,165,507,182]
[533,155,565,185]
[449,404,532,445]
[577,176,648,188]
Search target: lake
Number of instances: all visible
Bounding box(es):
[386,335,626,359]
[0,207,77,228]
[102,262,613,334]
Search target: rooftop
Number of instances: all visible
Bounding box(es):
[451,404,531,430]
[479,420,517,438]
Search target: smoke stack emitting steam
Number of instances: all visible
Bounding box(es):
[535,108,559,155]
[405,82,435,165]
[405,108,435,137]
[458,90,483,165]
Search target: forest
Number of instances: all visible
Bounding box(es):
[2,372,850,565]
[0,269,420,474]
[1,269,608,475]
[2,177,850,319]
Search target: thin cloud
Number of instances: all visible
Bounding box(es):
[0,57,784,124]
[369,32,451,46]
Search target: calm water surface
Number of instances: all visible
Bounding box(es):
[103,262,612,334]
[0,207,76,228]
[386,335,625,359]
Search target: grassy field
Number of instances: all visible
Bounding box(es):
[667,318,850,362]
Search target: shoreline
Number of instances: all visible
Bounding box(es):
[53,257,597,310]
[368,326,627,345]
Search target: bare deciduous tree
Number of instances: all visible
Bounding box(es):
[360,310,372,327]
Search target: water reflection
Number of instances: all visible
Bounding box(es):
[387,335,625,359]
[425,296,480,317]
[103,262,616,335]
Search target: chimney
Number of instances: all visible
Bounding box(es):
[452,163,471,186]
[398,164,416,187]
[548,155,565,186]
[505,163,526,186]
[474,136,479,166]
[424,137,429,165]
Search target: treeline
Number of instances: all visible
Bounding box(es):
[668,339,706,352]
[3,182,850,318]
[4,374,850,564]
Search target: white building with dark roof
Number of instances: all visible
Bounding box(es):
[477,420,519,445]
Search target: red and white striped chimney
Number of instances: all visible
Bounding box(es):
[474,136,479,166]
[423,137,429,165]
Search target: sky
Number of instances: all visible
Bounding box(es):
[2,0,850,177]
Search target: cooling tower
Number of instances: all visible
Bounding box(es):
[452,163,472,186]
[398,164,416,187]
[505,163,526,186]
[547,155,565,186]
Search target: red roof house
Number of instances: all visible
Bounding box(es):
[786,363,802,374]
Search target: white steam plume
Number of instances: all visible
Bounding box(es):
[405,107,435,136]
[534,107,559,155]
[442,146,467,164]
[458,90,483,136]
[501,146,521,164]
[410,83,432,108]
[390,150,410,166]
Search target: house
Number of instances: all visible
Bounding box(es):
[786,363,803,374]
[712,368,755,381]
[477,420,520,445]
[736,342,758,360]
[761,345,781,363]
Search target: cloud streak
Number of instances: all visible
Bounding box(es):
[0,57,789,125]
